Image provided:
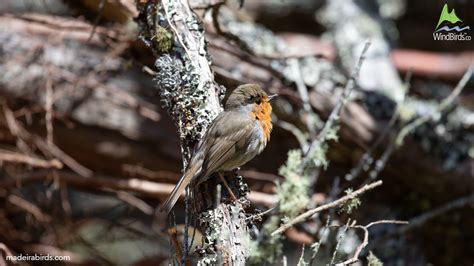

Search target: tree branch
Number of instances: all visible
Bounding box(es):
[272,180,382,236]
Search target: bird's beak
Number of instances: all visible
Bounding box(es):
[268,94,278,101]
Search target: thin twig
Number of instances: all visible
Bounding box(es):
[0,150,62,169]
[335,220,408,265]
[366,220,408,228]
[271,180,382,236]
[117,191,154,215]
[87,0,106,41]
[34,137,93,177]
[45,75,54,144]
[2,101,34,155]
[309,215,331,264]
[367,142,395,180]
[245,207,276,221]
[8,194,52,223]
[331,219,351,264]
[302,41,371,167]
[297,244,306,266]
[345,69,412,181]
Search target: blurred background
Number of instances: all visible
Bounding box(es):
[0,0,473,265]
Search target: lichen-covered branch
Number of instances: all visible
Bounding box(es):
[135,0,248,264]
[271,180,383,236]
[137,0,223,160]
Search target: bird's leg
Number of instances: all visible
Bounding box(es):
[218,172,237,201]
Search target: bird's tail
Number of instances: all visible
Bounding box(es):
[160,165,201,213]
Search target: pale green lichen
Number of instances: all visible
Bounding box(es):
[325,125,340,142]
[397,102,417,122]
[277,150,311,218]
[308,143,330,170]
[339,188,361,214]
[248,150,312,264]
[303,123,340,171]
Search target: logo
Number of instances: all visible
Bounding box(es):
[433,3,471,41]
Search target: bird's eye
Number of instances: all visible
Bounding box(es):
[255,98,262,104]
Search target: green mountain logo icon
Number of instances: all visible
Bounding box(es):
[435,3,462,30]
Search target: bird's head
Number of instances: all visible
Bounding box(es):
[225,84,277,110]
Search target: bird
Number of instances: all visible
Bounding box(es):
[160,84,276,213]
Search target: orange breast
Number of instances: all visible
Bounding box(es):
[252,101,273,142]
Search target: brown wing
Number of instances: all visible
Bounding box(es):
[195,112,254,185]
[160,111,254,213]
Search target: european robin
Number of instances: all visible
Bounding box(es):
[160,84,276,213]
